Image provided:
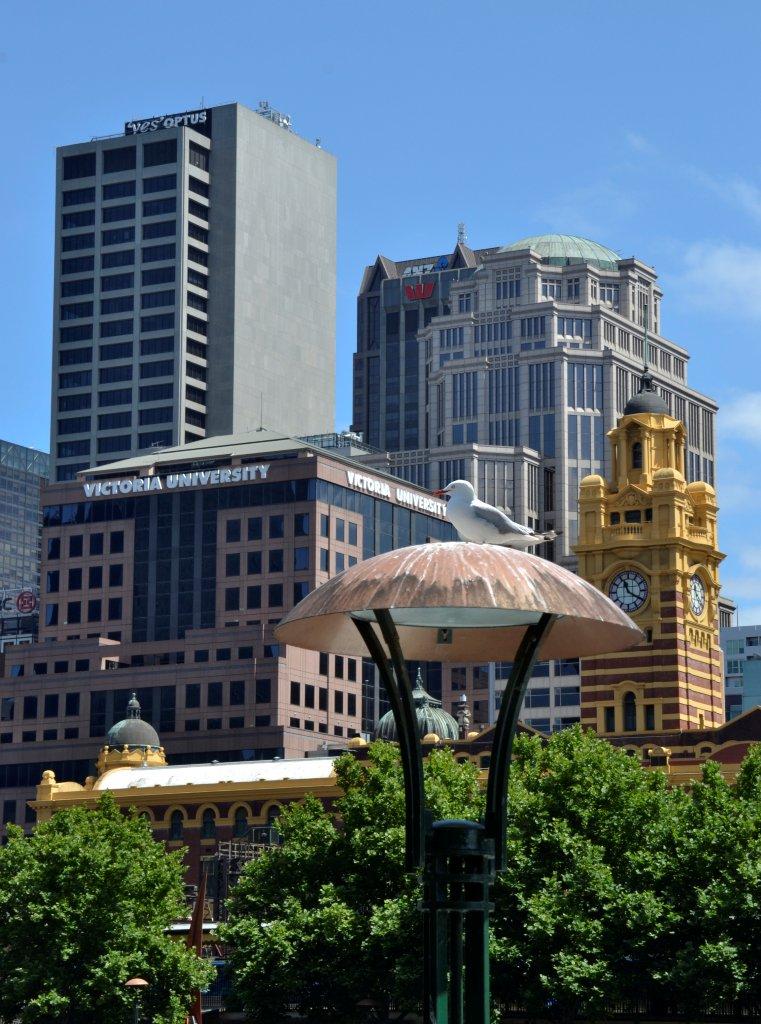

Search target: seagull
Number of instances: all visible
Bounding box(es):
[433,479,557,548]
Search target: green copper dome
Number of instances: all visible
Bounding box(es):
[106,693,161,749]
[500,234,620,270]
[376,671,460,743]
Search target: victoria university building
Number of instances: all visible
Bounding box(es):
[0,432,454,828]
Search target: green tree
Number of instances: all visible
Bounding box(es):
[493,730,761,1018]
[0,793,213,1024]
[492,727,683,1019]
[224,729,761,1021]
[223,741,483,1021]
[649,748,761,1013]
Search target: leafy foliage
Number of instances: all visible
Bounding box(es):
[223,742,482,1020]
[224,731,761,1021]
[0,793,213,1024]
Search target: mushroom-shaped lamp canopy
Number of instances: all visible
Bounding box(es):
[276,542,642,661]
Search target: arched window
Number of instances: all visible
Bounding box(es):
[170,809,184,840]
[267,804,281,826]
[201,808,216,839]
[233,807,249,838]
[623,691,637,732]
[632,442,643,470]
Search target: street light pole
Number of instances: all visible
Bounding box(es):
[276,541,642,1024]
[125,977,148,1024]
[357,607,555,1024]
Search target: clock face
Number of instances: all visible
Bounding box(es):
[608,570,649,613]
[690,574,706,616]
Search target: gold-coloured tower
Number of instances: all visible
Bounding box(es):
[575,370,724,736]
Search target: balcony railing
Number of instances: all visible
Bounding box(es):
[606,524,643,537]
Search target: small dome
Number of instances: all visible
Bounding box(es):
[653,467,683,480]
[623,369,669,416]
[376,670,460,743]
[580,473,605,487]
[686,480,715,494]
[106,693,160,749]
[499,233,620,270]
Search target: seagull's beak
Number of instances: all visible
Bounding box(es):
[432,489,446,498]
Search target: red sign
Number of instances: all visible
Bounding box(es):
[16,591,37,614]
[404,282,435,301]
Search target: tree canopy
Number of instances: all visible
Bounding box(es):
[224,729,761,1021]
[0,793,213,1024]
[224,741,483,1020]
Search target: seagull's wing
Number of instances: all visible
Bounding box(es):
[471,500,533,536]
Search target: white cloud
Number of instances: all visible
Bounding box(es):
[719,393,761,444]
[726,179,761,223]
[621,131,761,226]
[718,476,761,514]
[624,131,657,156]
[672,242,761,320]
[690,168,761,224]
[537,182,636,244]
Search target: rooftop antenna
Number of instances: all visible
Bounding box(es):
[638,300,656,395]
[259,391,264,431]
[457,222,467,245]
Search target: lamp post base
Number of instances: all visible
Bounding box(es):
[423,820,494,1024]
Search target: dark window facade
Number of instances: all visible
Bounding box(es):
[103,146,136,173]
[63,153,96,180]
[143,139,177,168]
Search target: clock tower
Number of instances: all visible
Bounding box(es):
[575,369,724,736]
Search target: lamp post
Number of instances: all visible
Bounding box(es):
[276,541,641,1024]
[125,977,148,1024]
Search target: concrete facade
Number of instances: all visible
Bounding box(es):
[51,103,336,483]
[203,105,336,441]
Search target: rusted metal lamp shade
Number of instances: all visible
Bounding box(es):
[277,542,641,868]
[277,542,640,663]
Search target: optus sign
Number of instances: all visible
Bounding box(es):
[124,108,211,137]
[0,590,38,618]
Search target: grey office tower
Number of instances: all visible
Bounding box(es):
[52,102,336,481]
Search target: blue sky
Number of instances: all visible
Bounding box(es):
[2,2,760,620]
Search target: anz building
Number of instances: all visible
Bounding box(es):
[353,233,718,567]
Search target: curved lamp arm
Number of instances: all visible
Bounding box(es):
[353,610,426,871]
[484,612,556,871]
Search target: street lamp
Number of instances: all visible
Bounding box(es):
[125,977,148,1024]
[276,541,641,1024]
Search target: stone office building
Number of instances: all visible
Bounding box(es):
[51,102,336,481]
[354,234,718,568]
[0,431,453,830]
